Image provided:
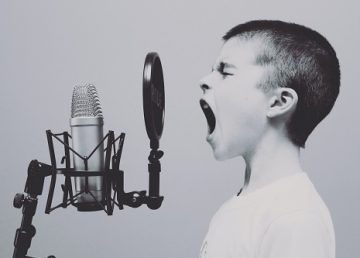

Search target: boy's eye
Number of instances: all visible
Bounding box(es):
[216,62,233,77]
[218,69,233,77]
[220,71,233,76]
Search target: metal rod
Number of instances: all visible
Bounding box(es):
[45,131,57,214]
[104,131,114,215]
[52,133,84,160]
[85,133,109,160]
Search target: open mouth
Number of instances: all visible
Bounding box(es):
[200,99,216,135]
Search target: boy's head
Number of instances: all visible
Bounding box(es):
[200,20,340,160]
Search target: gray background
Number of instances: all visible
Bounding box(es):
[1,0,359,257]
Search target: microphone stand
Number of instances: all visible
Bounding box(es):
[13,160,54,258]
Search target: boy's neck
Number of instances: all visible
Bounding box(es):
[241,132,303,195]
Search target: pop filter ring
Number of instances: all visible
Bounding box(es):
[143,52,165,150]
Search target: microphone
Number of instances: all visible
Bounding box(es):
[70,84,105,211]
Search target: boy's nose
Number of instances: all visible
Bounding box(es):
[200,83,210,93]
[199,72,216,93]
[199,75,212,93]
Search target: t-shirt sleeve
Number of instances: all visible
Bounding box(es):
[257,211,334,258]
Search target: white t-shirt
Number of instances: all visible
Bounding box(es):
[199,172,335,258]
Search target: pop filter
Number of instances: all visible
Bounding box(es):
[143,52,165,150]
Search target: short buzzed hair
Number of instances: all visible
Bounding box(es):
[224,20,340,147]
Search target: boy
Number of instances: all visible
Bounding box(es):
[199,20,340,258]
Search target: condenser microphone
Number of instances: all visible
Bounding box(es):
[70,84,105,211]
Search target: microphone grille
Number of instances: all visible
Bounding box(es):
[71,84,103,118]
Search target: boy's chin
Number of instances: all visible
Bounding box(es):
[212,147,239,161]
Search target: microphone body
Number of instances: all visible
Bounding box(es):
[70,85,104,211]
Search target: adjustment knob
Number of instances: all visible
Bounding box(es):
[28,224,36,237]
[13,193,24,209]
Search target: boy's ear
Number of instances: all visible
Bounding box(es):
[267,88,298,119]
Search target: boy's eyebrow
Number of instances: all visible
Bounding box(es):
[222,62,237,69]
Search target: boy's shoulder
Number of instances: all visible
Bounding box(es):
[259,172,329,216]
[254,172,333,231]
[253,172,336,258]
